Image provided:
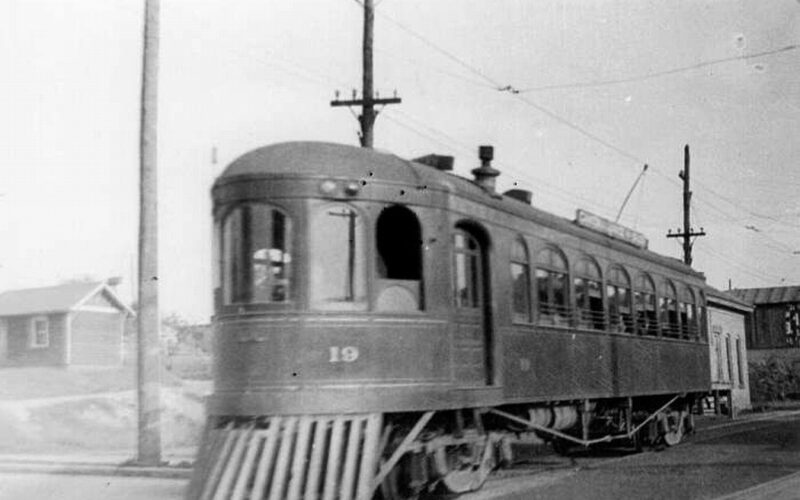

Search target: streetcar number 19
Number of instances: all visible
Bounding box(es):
[329,346,360,363]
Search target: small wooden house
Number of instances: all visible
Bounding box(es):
[731,286,800,365]
[0,281,134,367]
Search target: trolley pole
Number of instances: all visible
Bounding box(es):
[137,0,162,466]
[331,0,401,148]
[667,144,706,266]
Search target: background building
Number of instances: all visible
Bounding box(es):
[706,288,753,414]
[0,281,133,367]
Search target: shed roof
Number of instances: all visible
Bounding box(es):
[729,286,800,305]
[0,282,133,317]
[706,286,753,312]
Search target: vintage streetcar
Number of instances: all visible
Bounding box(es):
[188,141,710,500]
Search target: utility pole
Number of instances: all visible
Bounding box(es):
[137,0,161,466]
[331,0,401,148]
[667,144,706,266]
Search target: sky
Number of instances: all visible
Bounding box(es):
[1,0,799,322]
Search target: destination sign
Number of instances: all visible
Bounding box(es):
[575,209,649,249]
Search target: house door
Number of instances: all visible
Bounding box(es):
[452,227,493,386]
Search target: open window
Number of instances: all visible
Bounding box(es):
[660,279,680,338]
[679,285,697,340]
[535,246,569,326]
[375,205,423,312]
[222,203,291,305]
[607,266,633,333]
[635,273,658,336]
[574,256,604,330]
[310,203,366,310]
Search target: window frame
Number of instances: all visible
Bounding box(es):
[606,265,633,334]
[534,245,570,326]
[453,228,483,310]
[573,256,605,330]
[660,279,680,338]
[219,202,293,309]
[510,237,532,323]
[634,272,658,336]
[29,315,50,349]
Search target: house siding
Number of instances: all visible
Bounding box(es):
[708,305,752,412]
[3,313,67,366]
[70,310,124,365]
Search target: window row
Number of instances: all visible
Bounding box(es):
[508,239,706,340]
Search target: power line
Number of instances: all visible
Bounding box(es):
[518,43,800,93]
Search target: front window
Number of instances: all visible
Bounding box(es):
[310,204,366,309]
[375,205,423,311]
[29,316,49,348]
[222,204,291,305]
[535,246,569,326]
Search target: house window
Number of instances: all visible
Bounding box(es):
[29,316,49,348]
[535,246,569,326]
[574,257,604,330]
[736,338,745,386]
[510,238,531,323]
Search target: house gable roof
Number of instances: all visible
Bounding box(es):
[730,286,800,306]
[0,282,134,317]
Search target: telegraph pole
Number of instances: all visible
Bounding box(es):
[331,0,401,148]
[667,144,706,266]
[137,0,161,466]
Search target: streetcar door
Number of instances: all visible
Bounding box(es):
[452,226,493,386]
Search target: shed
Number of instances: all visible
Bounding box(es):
[730,285,800,365]
[706,288,753,414]
[0,281,134,367]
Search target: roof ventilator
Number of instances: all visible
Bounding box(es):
[472,145,500,194]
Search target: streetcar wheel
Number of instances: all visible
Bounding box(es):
[379,457,420,500]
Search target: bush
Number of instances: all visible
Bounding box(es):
[749,356,800,402]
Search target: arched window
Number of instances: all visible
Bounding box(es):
[453,229,482,309]
[660,279,680,338]
[678,285,696,340]
[607,266,633,333]
[635,273,658,336]
[574,257,604,330]
[535,246,569,326]
[375,206,423,311]
[222,203,291,304]
[698,291,708,342]
[310,203,366,309]
[510,238,531,323]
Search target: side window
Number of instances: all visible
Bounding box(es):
[660,279,680,338]
[222,204,291,305]
[678,286,697,340]
[453,229,482,309]
[376,205,423,311]
[574,257,604,330]
[535,246,569,326]
[635,273,658,336]
[310,204,366,309]
[510,238,531,323]
[607,266,633,333]
[699,291,708,342]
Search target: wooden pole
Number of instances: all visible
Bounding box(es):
[682,145,692,266]
[137,0,161,466]
[360,0,375,148]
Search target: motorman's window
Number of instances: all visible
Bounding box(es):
[634,273,658,336]
[607,266,633,333]
[510,238,531,323]
[453,229,482,308]
[376,205,423,311]
[574,257,604,330]
[310,204,366,310]
[679,285,697,340]
[222,204,291,304]
[660,280,680,338]
[535,246,569,326]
